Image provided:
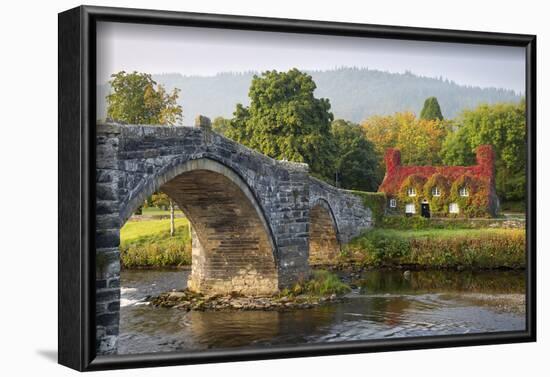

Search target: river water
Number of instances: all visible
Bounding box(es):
[118,268,526,355]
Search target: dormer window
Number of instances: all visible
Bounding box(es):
[459,187,469,197]
[432,187,441,197]
[407,187,416,197]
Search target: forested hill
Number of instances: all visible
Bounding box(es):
[97,68,522,126]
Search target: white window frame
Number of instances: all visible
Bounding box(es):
[389,198,397,208]
[407,187,416,197]
[459,187,469,197]
[449,202,460,214]
[405,203,416,214]
[432,187,441,197]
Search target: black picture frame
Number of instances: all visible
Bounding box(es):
[58,5,536,371]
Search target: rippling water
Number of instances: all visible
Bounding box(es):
[118,268,526,355]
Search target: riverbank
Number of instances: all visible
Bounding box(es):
[342,227,525,269]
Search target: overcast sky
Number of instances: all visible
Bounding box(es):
[97,21,525,93]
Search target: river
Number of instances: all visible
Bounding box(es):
[118,268,525,355]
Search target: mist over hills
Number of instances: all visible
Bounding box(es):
[96,67,522,126]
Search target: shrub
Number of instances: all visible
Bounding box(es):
[120,238,191,268]
[381,216,432,230]
[303,270,351,296]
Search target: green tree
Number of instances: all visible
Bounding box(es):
[441,101,526,201]
[332,120,380,191]
[420,96,444,120]
[146,192,171,209]
[226,69,336,181]
[212,116,231,136]
[107,71,184,234]
[106,71,183,126]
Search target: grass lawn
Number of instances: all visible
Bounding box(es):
[140,207,184,217]
[120,217,192,268]
[121,217,190,245]
[367,227,524,240]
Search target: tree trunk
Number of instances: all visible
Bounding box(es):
[169,200,175,237]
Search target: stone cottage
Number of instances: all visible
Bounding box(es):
[378,145,498,218]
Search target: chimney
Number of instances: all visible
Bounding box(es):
[475,145,495,180]
[384,148,401,173]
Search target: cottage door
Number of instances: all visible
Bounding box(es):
[421,203,430,218]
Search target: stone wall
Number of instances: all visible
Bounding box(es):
[309,177,374,244]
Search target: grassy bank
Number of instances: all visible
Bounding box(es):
[343,228,525,269]
[120,217,192,268]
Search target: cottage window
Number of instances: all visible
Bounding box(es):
[389,198,397,208]
[405,203,416,214]
[432,187,441,197]
[459,187,469,197]
[407,187,416,197]
[449,203,460,214]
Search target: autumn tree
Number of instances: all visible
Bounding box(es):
[331,120,380,191]
[107,71,183,234]
[362,112,449,167]
[441,101,526,201]
[361,113,401,161]
[396,116,449,165]
[225,69,336,181]
[106,71,183,126]
[420,96,444,120]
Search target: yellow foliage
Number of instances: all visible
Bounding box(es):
[361,112,450,166]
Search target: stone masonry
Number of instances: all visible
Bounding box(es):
[95,118,374,355]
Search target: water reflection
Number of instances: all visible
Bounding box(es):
[118,269,526,355]
[355,269,525,295]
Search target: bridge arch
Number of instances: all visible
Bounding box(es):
[120,157,279,295]
[308,199,341,265]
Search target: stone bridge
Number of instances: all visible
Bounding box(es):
[95,118,375,354]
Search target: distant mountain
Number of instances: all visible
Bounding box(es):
[96,68,522,126]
